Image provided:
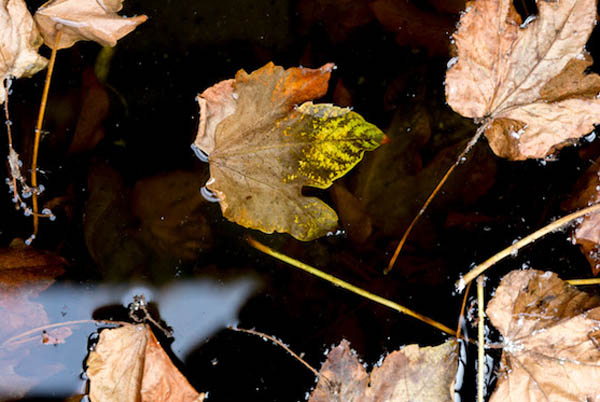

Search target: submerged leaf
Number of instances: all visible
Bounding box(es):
[0,0,48,104]
[446,0,600,160]
[193,62,384,241]
[34,0,147,49]
[487,269,600,402]
[309,339,457,402]
[86,324,203,402]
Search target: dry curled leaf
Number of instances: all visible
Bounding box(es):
[86,324,204,402]
[561,158,600,275]
[446,0,600,160]
[0,0,48,104]
[309,339,457,402]
[487,269,600,402]
[193,62,384,241]
[34,0,147,49]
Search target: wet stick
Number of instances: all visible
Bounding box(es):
[247,236,456,336]
[31,30,61,237]
[455,280,472,340]
[386,124,487,274]
[457,202,600,291]
[565,278,600,286]
[477,276,485,402]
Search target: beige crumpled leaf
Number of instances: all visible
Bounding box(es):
[86,324,204,402]
[487,269,600,402]
[446,0,600,160]
[34,0,147,49]
[0,0,48,104]
[309,339,457,402]
[193,62,384,241]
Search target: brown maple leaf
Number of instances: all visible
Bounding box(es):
[0,0,48,103]
[86,324,204,402]
[446,0,600,160]
[192,62,385,241]
[309,339,457,402]
[486,269,600,402]
[33,0,147,49]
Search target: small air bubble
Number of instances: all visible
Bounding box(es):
[42,208,51,215]
[201,186,219,202]
[190,144,209,162]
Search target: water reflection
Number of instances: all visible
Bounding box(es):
[0,277,257,399]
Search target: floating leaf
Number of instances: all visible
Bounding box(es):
[86,324,204,402]
[193,62,385,241]
[446,0,600,160]
[0,0,48,104]
[309,339,457,402]
[487,269,600,402]
[34,0,147,49]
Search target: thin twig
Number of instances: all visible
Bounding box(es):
[477,276,485,402]
[386,123,487,274]
[230,326,329,385]
[0,319,121,349]
[247,236,456,336]
[456,280,472,340]
[32,30,61,237]
[457,202,600,291]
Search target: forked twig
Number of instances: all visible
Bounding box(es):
[457,202,600,291]
[247,236,456,336]
[386,123,487,274]
[32,30,61,237]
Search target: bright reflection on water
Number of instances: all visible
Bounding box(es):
[0,277,257,399]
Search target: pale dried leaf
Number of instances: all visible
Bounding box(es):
[0,0,47,103]
[446,0,600,160]
[34,0,147,49]
[487,269,600,402]
[309,339,457,402]
[194,62,384,241]
[86,324,203,402]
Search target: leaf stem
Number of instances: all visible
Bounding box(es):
[32,30,61,237]
[247,236,455,336]
[457,202,600,291]
[386,123,487,274]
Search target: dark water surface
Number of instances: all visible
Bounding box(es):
[2,0,600,400]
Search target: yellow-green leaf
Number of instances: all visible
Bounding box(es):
[193,62,384,241]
